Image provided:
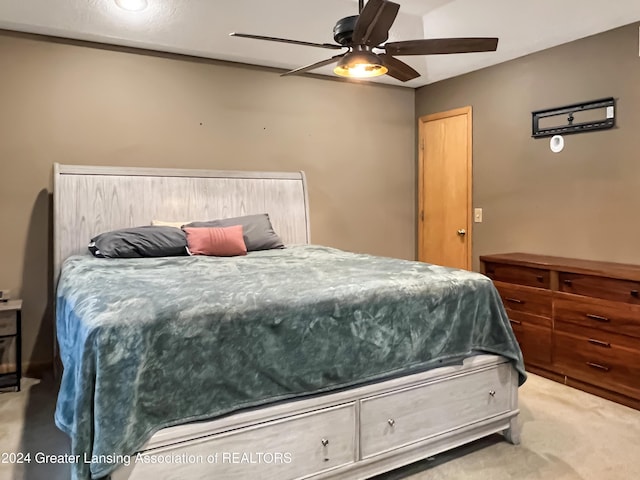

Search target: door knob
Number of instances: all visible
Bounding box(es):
[457,229,466,236]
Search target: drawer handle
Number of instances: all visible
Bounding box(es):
[489,390,496,397]
[586,314,610,323]
[563,279,573,286]
[505,297,524,304]
[509,319,522,325]
[588,338,611,348]
[631,290,639,298]
[536,275,544,282]
[387,418,395,427]
[321,438,329,447]
[586,362,610,372]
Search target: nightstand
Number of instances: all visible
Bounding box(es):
[0,300,22,392]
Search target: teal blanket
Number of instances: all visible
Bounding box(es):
[55,245,525,480]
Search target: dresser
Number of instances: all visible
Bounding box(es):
[480,253,640,410]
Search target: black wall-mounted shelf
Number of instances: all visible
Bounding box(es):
[532,97,615,138]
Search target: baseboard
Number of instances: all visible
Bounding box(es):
[564,377,640,411]
[24,360,53,378]
[526,364,640,411]
[525,364,565,383]
[0,360,54,378]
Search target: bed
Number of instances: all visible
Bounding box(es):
[52,163,525,480]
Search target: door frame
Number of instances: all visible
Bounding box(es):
[417,106,473,269]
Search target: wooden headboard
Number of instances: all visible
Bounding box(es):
[53,164,310,285]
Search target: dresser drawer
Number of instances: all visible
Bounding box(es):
[555,293,640,339]
[494,282,552,317]
[507,314,552,368]
[0,311,16,336]
[484,263,550,289]
[505,307,551,329]
[559,272,640,304]
[554,331,640,400]
[0,337,17,374]
[129,403,356,480]
[359,364,512,459]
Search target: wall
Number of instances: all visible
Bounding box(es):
[0,31,416,371]
[416,22,640,270]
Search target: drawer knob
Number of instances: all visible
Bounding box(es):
[586,362,610,372]
[321,438,329,447]
[489,390,496,397]
[588,338,611,348]
[387,418,395,427]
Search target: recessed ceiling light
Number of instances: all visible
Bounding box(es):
[115,0,148,12]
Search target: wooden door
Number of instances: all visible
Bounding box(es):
[418,106,472,270]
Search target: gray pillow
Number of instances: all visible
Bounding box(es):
[89,226,188,258]
[183,214,284,251]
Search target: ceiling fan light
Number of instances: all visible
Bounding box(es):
[333,51,388,78]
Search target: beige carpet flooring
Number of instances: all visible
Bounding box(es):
[1,373,639,480]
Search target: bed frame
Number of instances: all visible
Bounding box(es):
[53,163,520,480]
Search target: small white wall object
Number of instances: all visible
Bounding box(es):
[550,135,564,153]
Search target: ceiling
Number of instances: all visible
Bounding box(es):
[1,0,639,88]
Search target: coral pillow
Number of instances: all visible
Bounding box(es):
[183,225,247,257]
[183,213,284,251]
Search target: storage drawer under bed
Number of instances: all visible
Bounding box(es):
[122,403,356,480]
[359,363,512,459]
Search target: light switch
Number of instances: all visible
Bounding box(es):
[474,208,483,223]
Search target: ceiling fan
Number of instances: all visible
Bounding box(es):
[230,0,498,82]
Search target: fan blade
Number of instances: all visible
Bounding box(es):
[379,54,420,82]
[385,38,499,56]
[281,54,346,77]
[229,33,343,50]
[352,0,400,46]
